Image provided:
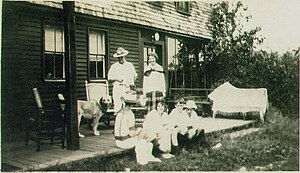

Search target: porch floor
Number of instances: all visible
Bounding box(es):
[1,118,255,171]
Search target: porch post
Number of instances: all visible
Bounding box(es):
[63,1,79,150]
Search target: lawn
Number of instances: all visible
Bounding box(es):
[45,106,299,171]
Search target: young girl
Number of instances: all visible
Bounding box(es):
[143,101,174,159]
[168,98,186,146]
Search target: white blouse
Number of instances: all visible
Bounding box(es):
[143,63,166,94]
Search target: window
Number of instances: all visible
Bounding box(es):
[175,2,190,15]
[44,24,65,80]
[88,30,107,80]
[167,37,180,67]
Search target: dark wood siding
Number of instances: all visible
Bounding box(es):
[2,2,141,128]
[1,2,66,129]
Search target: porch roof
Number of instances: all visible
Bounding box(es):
[30,1,212,40]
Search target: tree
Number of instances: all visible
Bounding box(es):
[203,1,264,87]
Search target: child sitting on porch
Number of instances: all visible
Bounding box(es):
[114,90,161,165]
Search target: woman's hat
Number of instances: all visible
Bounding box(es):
[121,90,138,103]
[184,100,197,109]
[113,47,129,58]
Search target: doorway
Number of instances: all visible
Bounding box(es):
[140,43,165,88]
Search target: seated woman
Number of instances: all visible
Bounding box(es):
[181,100,204,139]
[114,90,160,165]
[168,98,186,146]
[143,100,174,159]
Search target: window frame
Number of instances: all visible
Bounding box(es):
[147,1,163,7]
[87,28,109,82]
[175,2,191,15]
[42,21,65,82]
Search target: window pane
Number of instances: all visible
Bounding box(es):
[168,38,175,66]
[55,54,64,78]
[45,54,54,78]
[89,31,97,54]
[176,2,189,13]
[143,47,148,63]
[184,2,189,10]
[56,28,64,52]
[89,61,96,78]
[45,26,55,51]
[97,61,104,78]
[98,33,105,55]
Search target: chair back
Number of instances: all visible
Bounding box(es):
[57,94,65,111]
[33,88,43,108]
[85,80,109,101]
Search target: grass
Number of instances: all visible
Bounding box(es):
[44,105,299,171]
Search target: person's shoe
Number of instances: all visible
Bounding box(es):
[148,156,161,162]
[161,153,175,159]
[137,159,149,165]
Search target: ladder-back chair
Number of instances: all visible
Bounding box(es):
[25,88,65,151]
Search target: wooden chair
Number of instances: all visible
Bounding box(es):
[25,88,65,151]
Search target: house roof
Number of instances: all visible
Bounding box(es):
[30,1,212,39]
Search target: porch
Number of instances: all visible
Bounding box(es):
[1,118,256,171]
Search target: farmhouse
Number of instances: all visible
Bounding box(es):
[1,1,212,149]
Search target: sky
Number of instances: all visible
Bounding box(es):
[207,0,300,54]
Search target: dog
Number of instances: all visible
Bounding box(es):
[77,95,112,138]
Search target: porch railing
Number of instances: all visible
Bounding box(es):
[168,87,214,101]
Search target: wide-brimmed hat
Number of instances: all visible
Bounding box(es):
[184,100,197,109]
[113,47,129,58]
[121,90,138,103]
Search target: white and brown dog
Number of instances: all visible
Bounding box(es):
[77,95,112,138]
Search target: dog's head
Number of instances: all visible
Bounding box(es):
[99,95,112,110]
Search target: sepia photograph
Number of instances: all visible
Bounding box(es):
[1,0,299,171]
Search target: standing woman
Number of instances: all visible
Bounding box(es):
[143,52,166,113]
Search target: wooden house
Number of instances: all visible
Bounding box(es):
[1,1,211,148]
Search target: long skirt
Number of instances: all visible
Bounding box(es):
[145,91,164,113]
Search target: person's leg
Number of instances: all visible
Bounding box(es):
[196,128,211,148]
[112,86,122,113]
[135,139,149,165]
[145,92,152,113]
[151,91,156,110]
[112,85,127,114]
[157,131,174,159]
[135,139,160,165]
[187,128,197,139]
[171,129,179,146]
